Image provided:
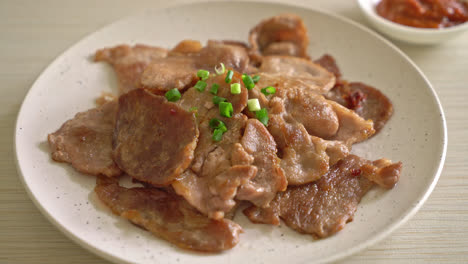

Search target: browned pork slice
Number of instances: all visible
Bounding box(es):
[327,100,375,146]
[48,101,121,177]
[179,71,248,121]
[326,82,393,134]
[139,56,198,92]
[314,54,394,134]
[113,89,198,186]
[243,155,402,238]
[253,70,374,145]
[259,56,336,94]
[172,113,257,219]
[196,40,250,73]
[249,14,309,61]
[236,119,287,207]
[168,39,203,56]
[95,176,242,252]
[244,91,349,185]
[267,113,329,185]
[94,44,168,94]
[314,54,342,79]
[274,83,339,139]
[140,41,250,93]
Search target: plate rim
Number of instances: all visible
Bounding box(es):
[14,1,448,263]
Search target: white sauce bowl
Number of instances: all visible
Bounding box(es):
[357,0,468,44]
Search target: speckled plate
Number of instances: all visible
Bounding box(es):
[14,1,447,263]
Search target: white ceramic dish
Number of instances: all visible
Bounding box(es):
[358,0,468,44]
[15,1,447,263]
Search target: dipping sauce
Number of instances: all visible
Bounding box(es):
[376,0,468,28]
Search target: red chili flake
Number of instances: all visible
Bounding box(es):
[351,169,361,177]
[346,90,367,110]
[169,108,176,115]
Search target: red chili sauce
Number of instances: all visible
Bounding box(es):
[376,0,468,28]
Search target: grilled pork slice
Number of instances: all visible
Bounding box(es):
[95,176,242,252]
[250,69,374,146]
[259,56,336,94]
[249,14,309,61]
[243,155,402,238]
[172,113,258,220]
[94,44,168,94]
[236,119,287,207]
[113,89,198,186]
[173,71,286,218]
[178,71,249,121]
[48,100,121,177]
[314,54,394,134]
[139,40,250,93]
[327,81,393,134]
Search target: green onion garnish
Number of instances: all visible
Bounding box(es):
[210,83,219,95]
[242,74,255,90]
[231,83,241,94]
[247,99,261,112]
[219,102,233,118]
[189,106,198,112]
[194,80,207,92]
[255,108,269,126]
[209,118,226,130]
[215,63,225,75]
[252,75,260,83]
[165,88,181,102]
[261,86,276,95]
[225,70,234,83]
[212,96,226,105]
[197,70,210,81]
[218,124,227,133]
[212,128,224,142]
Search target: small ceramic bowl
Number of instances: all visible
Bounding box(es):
[357,0,468,44]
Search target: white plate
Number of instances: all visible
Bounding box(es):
[14,2,447,263]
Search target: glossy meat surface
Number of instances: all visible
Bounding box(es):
[48,101,121,177]
[95,177,242,252]
[113,89,198,186]
[244,155,402,238]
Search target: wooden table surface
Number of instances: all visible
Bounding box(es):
[1,0,467,263]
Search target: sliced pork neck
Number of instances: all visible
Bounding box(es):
[48,101,121,177]
[243,155,402,238]
[249,14,309,60]
[95,176,242,252]
[94,44,168,94]
[113,89,198,186]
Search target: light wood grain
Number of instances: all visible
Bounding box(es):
[1,0,467,263]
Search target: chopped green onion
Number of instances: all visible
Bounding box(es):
[212,96,226,105]
[242,74,255,90]
[261,86,276,95]
[165,88,181,102]
[197,69,210,80]
[215,63,225,75]
[212,128,224,142]
[189,107,198,117]
[252,75,260,83]
[231,83,241,94]
[210,83,220,95]
[194,80,207,92]
[225,70,234,83]
[219,102,233,118]
[218,124,227,133]
[255,108,269,126]
[247,99,261,112]
[209,118,226,130]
